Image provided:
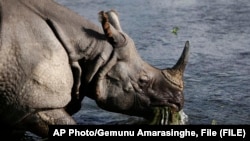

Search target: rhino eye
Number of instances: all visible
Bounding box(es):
[139,75,149,86]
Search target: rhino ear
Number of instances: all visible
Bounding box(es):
[105,10,123,32]
[99,10,127,47]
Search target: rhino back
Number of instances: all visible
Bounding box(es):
[0,0,73,124]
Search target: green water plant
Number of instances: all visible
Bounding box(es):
[171,26,179,36]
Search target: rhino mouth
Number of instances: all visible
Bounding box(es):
[148,107,188,125]
[151,99,183,112]
[165,101,182,112]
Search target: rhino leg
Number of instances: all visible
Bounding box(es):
[21,109,76,137]
[71,61,82,100]
[65,61,82,115]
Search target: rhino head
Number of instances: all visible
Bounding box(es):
[90,10,190,121]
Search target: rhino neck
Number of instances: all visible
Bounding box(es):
[45,18,113,63]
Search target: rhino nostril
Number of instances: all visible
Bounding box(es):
[169,99,183,112]
[176,103,182,111]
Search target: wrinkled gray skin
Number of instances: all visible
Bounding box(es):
[0,0,189,138]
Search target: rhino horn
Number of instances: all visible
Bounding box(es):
[99,10,126,47]
[162,41,190,89]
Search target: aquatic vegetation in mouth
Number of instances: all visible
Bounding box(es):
[148,107,188,125]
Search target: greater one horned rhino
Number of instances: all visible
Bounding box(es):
[0,0,189,139]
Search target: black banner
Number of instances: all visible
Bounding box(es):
[48,125,249,140]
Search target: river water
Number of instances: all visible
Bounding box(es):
[22,0,250,140]
[51,0,250,125]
